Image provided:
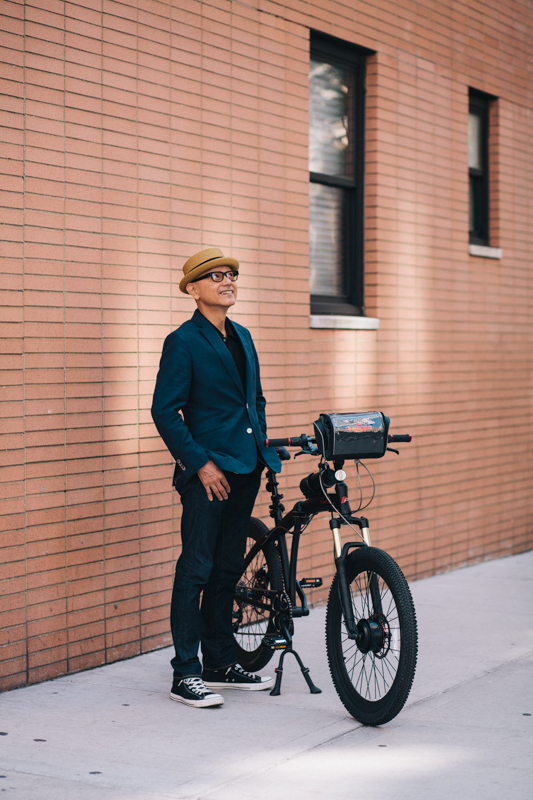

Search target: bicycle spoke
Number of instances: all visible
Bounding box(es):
[233,535,274,654]
[336,561,405,702]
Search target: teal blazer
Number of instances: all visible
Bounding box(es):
[151,309,281,488]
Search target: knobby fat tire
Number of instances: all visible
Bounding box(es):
[325,546,418,726]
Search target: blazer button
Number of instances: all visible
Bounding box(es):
[246,428,252,434]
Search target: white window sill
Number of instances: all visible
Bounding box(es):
[310,315,380,330]
[469,244,502,259]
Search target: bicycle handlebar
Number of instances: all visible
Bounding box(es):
[266,433,412,448]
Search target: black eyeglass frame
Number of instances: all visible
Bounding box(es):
[192,270,239,283]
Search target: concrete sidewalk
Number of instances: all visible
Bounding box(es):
[1,550,532,799]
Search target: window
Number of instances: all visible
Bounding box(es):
[468,89,491,245]
[309,34,369,316]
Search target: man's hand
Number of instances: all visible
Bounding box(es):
[197,460,231,501]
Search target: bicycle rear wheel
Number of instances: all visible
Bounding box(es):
[326,546,417,726]
[232,517,283,672]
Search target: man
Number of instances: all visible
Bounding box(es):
[151,247,281,708]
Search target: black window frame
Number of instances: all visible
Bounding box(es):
[468,89,492,246]
[310,32,372,316]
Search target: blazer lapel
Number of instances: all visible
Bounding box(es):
[234,323,255,403]
[193,310,245,398]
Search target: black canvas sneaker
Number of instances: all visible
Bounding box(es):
[170,676,224,708]
[202,663,275,691]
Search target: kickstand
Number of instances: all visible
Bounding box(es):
[270,643,321,697]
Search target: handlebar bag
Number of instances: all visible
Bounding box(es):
[313,411,390,460]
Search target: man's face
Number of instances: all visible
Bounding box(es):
[186,270,238,309]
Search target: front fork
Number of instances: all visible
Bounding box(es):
[331,513,371,640]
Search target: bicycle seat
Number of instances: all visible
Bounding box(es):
[275,447,291,461]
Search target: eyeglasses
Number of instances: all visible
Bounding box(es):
[192,270,239,283]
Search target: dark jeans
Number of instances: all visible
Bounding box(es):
[170,462,263,678]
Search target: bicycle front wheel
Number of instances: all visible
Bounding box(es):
[326,546,417,726]
[232,517,283,672]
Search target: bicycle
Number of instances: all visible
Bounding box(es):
[232,411,418,726]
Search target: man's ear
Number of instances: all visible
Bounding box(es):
[186,283,198,299]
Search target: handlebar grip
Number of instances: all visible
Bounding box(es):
[265,436,303,448]
[389,434,412,443]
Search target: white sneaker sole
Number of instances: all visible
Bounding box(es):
[170,691,224,707]
[204,676,275,691]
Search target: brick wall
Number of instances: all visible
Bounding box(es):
[1,0,532,690]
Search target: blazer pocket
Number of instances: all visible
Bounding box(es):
[192,418,232,438]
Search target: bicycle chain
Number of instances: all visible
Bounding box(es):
[273,590,293,637]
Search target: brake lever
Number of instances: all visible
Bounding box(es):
[387,447,400,455]
[294,445,320,458]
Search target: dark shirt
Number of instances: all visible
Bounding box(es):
[203,314,246,392]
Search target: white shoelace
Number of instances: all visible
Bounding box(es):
[183,676,211,695]
[232,664,257,680]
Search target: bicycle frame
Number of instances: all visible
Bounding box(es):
[248,466,372,638]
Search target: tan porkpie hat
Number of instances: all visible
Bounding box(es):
[179,247,239,294]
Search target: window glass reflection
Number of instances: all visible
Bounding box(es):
[309,59,351,177]
[309,183,343,296]
[468,111,481,170]
[469,178,475,235]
